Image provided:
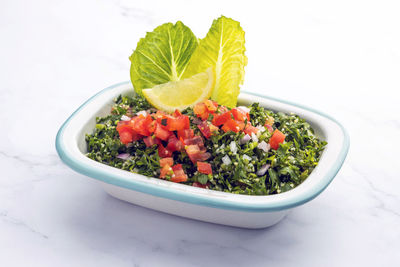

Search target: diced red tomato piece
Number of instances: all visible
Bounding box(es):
[173,109,182,117]
[147,120,157,133]
[116,120,131,132]
[193,102,209,120]
[158,144,173,158]
[177,128,194,140]
[186,145,211,163]
[129,115,152,136]
[197,162,212,174]
[237,121,245,131]
[231,108,248,122]
[154,123,171,141]
[116,121,140,144]
[153,110,167,121]
[204,100,217,112]
[244,124,259,136]
[143,136,160,147]
[198,121,212,139]
[170,164,188,182]
[184,136,204,148]
[166,134,183,152]
[192,182,209,188]
[212,111,232,126]
[160,164,173,179]
[119,131,133,144]
[269,129,286,150]
[160,157,174,167]
[167,115,190,131]
[221,119,241,133]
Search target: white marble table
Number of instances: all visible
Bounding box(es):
[1,0,399,266]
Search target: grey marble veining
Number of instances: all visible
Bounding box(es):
[1,0,400,266]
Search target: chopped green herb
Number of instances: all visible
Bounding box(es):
[86,94,326,195]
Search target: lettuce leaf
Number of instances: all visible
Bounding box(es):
[182,16,247,107]
[130,21,198,95]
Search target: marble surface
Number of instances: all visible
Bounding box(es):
[1,0,399,266]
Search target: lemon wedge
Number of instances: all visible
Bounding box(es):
[142,68,215,112]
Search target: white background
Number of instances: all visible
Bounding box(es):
[0,0,399,266]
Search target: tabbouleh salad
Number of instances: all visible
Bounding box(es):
[85,16,327,195]
[86,95,326,195]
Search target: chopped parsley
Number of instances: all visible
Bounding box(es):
[86,94,326,195]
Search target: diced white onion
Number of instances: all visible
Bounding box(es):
[116,153,130,160]
[257,141,270,152]
[222,155,232,165]
[121,115,131,121]
[251,132,258,142]
[243,154,252,161]
[257,164,270,176]
[237,106,250,113]
[256,125,266,132]
[229,141,238,154]
[239,134,251,145]
[136,110,147,117]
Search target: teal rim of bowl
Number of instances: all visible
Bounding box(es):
[56,81,350,212]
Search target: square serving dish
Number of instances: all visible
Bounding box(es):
[56,82,349,229]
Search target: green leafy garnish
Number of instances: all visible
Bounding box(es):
[183,16,247,107]
[129,21,198,96]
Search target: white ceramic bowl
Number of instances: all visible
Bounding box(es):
[56,82,349,229]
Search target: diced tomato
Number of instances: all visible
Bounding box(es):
[167,115,190,131]
[160,157,174,167]
[143,136,160,147]
[116,120,131,132]
[269,129,286,150]
[147,120,157,133]
[212,111,232,126]
[154,123,171,141]
[231,108,248,122]
[193,102,209,120]
[129,115,152,136]
[158,144,173,158]
[170,164,188,182]
[116,121,140,144]
[244,124,259,136]
[192,182,208,188]
[184,136,204,148]
[186,145,211,163]
[119,131,133,144]
[198,121,212,139]
[197,162,212,174]
[166,134,183,152]
[221,119,241,133]
[153,110,167,121]
[173,109,182,117]
[186,144,199,156]
[160,164,173,179]
[177,128,194,140]
[204,99,217,112]
[237,121,245,131]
